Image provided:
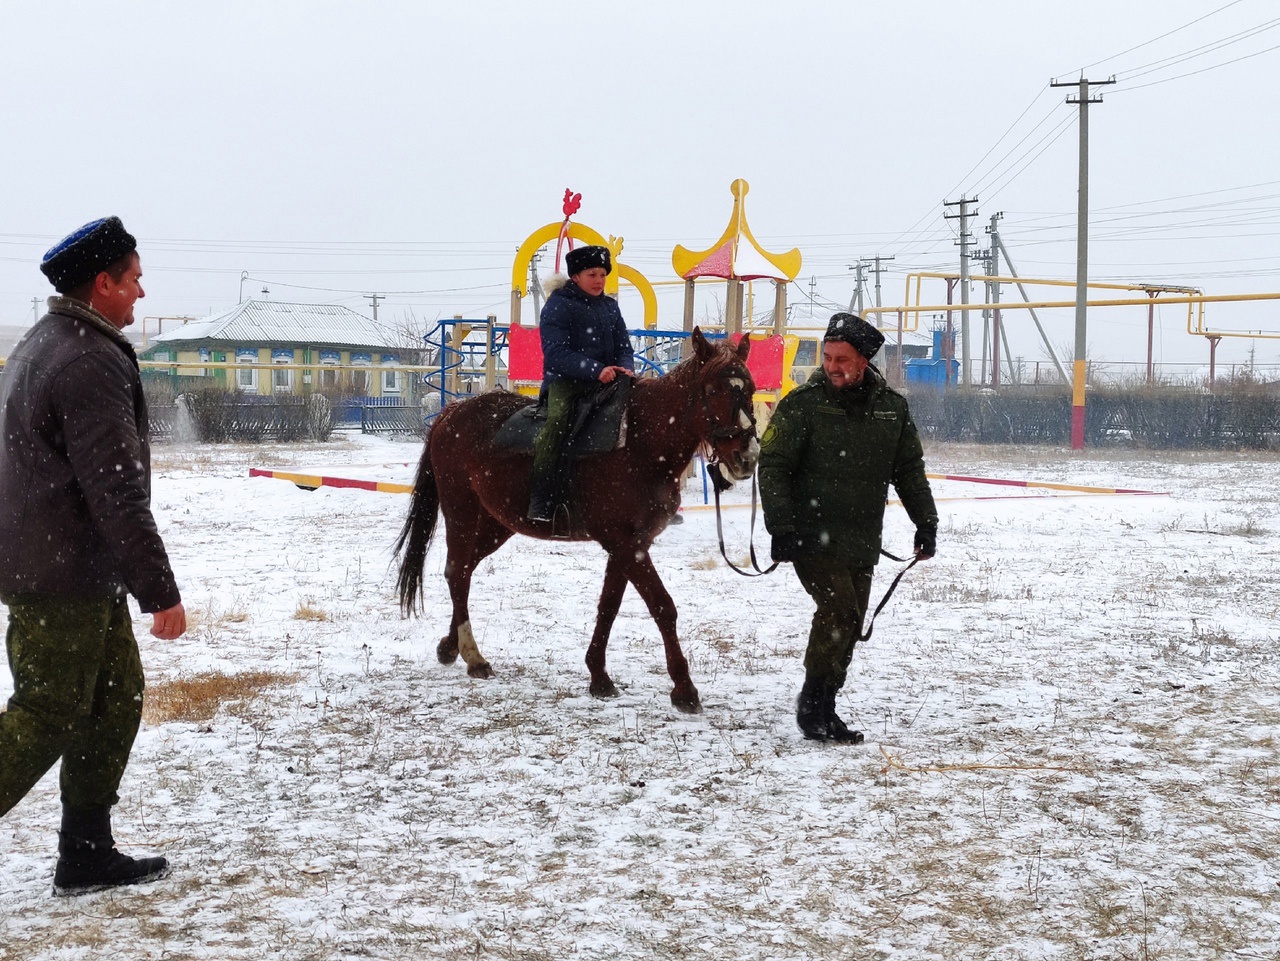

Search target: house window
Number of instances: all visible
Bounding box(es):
[381,355,401,394]
[319,349,341,389]
[235,349,259,391]
[350,352,372,395]
[272,350,294,393]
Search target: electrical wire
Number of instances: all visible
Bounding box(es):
[1070,0,1248,74]
[1114,37,1280,92]
[1113,16,1280,80]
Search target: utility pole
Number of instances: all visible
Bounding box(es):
[987,212,1003,388]
[968,244,992,385]
[847,261,867,314]
[529,251,544,318]
[863,255,894,316]
[365,293,384,323]
[31,297,41,323]
[1051,75,1114,449]
[992,231,1069,384]
[944,196,978,386]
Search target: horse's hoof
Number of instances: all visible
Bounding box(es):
[467,663,495,679]
[590,679,620,699]
[670,689,702,714]
[437,640,459,665]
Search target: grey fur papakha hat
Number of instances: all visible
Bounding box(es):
[824,312,885,359]
[40,217,137,293]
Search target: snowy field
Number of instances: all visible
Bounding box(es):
[2,433,1278,961]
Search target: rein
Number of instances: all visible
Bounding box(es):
[708,464,777,578]
[857,549,920,643]
[706,463,921,639]
[696,360,919,632]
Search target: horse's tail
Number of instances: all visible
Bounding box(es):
[394,436,440,616]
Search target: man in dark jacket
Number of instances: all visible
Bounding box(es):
[527,244,635,524]
[759,312,937,743]
[0,216,186,894]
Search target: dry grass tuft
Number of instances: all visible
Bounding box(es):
[143,670,298,725]
[293,598,330,621]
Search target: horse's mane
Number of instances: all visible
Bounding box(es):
[643,337,748,390]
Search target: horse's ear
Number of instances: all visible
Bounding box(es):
[691,327,714,362]
[736,332,752,362]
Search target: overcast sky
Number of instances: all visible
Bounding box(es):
[4,0,1279,375]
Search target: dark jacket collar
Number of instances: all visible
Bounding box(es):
[46,296,137,359]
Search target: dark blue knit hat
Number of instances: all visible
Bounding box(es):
[824,312,885,359]
[564,245,612,276]
[40,217,138,293]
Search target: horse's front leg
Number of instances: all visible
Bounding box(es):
[622,549,700,713]
[442,557,494,679]
[586,555,629,698]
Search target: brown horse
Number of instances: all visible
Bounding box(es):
[394,328,757,713]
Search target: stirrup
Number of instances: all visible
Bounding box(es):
[550,504,573,539]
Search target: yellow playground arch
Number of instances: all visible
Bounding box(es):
[510,222,659,329]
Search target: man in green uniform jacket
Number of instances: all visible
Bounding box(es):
[759,312,938,743]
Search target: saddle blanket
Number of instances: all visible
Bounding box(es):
[492,378,631,456]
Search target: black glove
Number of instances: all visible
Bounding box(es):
[770,531,804,564]
[914,526,937,559]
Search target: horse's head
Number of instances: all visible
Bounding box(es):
[691,327,759,483]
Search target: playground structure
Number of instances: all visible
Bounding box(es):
[419,180,807,421]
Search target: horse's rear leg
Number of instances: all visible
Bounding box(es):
[441,510,512,679]
[621,550,700,713]
[585,557,628,699]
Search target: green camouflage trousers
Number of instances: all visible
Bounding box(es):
[0,594,144,816]
[531,379,595,485]
[793,558,875,689]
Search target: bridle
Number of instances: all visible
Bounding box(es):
[700,371,757,445]
[697,366,776,578]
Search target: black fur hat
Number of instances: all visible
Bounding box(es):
[40,216,137,293]
[564,245,612,276]
[824,312,885,359]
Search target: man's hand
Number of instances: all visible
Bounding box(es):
[150,602,187,640]
[770,531,804,564]
[914,526,937,560]
[597,366,634,384]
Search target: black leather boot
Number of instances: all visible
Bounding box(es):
[53,804,170,896]
[824,685,864,744]
[527,474,556,523]
[796,677,830,741]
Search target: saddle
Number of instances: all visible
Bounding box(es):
[493,376,631,455]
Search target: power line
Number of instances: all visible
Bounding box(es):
[1114,37,1280,92]
[1113,15,1280,80]
[1072,0,1248,73]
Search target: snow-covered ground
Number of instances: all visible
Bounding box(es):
[2,433,1278,961]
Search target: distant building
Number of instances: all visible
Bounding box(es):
[140,300,413,398]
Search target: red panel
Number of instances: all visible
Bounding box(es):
[507,322,544,381]
[681,241,735,279]
[733,333,784,390]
